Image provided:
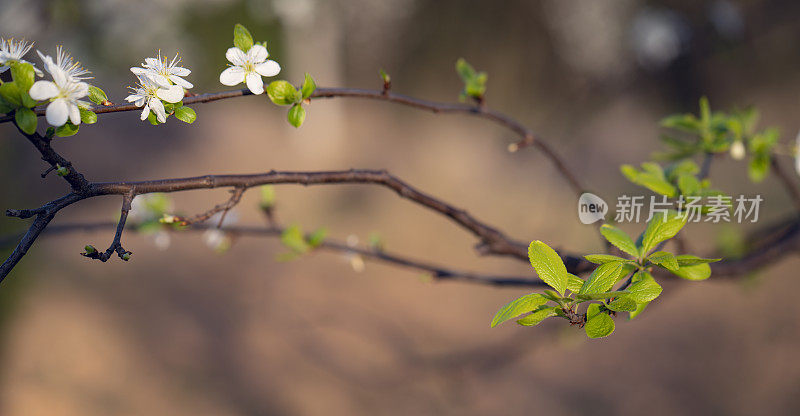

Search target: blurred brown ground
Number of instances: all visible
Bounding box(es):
[1,0,800,415]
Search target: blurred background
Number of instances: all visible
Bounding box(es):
[1,0,800,414]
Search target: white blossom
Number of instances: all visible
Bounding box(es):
[36,46,91,81]
[130,51,193,90]
[124,74,183,123]
[28,50,90,127]
[219,44,280,95]
[0,37,42,75]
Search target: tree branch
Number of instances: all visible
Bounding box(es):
[1,168,592,282]
[0,221,548,288]
[1,86,585,194]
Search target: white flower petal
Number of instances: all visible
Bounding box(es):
[247,44,268,63]
[225,47,247,66]
[144,57,160,67]
[152,74,172,88]
[46,98,69,126]
[149,98,167,123]
[124,94,143,103]
[169,75,193,89]
[171,67,190,76]
[245,72,264,95]
[140,104,150,121]
[254,60,281,77]
[28,80,59,100]
[73,81,89,98]
[156,84,184,103]
[219,66,246,86]
[68,103,81,126]
[130,67,148,75]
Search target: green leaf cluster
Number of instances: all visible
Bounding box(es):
[455,58,487,102]
[266,73,316,128]
[491,240,627,339]
[620,160,724,202]
[278,223,327,261]
[658,97,779,182]
[147,101,196,125]
[492,212,718,338]
[1,61,41,134]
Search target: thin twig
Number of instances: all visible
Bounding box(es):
[82,192,134,262]
[174,186,246,226]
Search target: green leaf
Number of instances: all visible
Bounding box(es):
[491,293,548,327]
[629,301,649,320]
[14,107,37,134]
[455,58,476,82]
[584,254,629,265]
[748,152,770,183]
[677,174,700,196]
[259,185,276,209]
[541,290,561,302]
[626,271,662,303]
[647,251,679,271]
[566,273,585,293]
[281,224,310,254]
[465,74,487,98]
[586,303,602,321]
[267,80,299,106]
[672,263,712,281]
[516,306,557,326]
[307,227,327,248]
[233,23,254,52]
[379,68,391,84]
[576,290,630,301]
[54,122,79,137]
[585,311,615,338]
[660,113,700,133]
[699,96,711,128]
[665,160,700,181]
[87,85,108,105]
[10,62,35,92]
[580,262,624,295]
[300,73,316,99]
[599,224,639,258]
[79,108,97,124]
[675,254,721,266]
[287,104,306,128]
[528,240,569,295]
[606,296,637,312]
[620,163,677,197]
[639,210,687,256]
[147,111,160,125]
[0,96,14,113]
[174,106,197,124]
[0,82,22,107]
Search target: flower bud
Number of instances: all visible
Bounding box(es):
[730,140,745,160]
